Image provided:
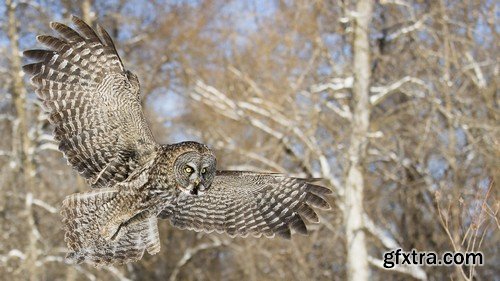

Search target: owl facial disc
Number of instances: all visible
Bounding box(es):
[173,147,216,196]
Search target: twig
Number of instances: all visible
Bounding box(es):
[370,76,429,106]
[0,249,26,263]
[168,237,226,281]
[368,256,427,280]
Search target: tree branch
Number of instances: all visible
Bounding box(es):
[368,256,428,280]
[370,76,430,106]
[168,237,226,281]
[310,77,354,93]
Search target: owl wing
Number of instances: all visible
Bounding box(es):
[23,16,157,188]
[63,189,161,266]
[161,171,332,239]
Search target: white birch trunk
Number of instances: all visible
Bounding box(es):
[344,0,373,280]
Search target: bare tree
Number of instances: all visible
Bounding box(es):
[6,1,38,280]
[0,0,497,280]
[343,1,373,280]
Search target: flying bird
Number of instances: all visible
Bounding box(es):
[23,15,332,266]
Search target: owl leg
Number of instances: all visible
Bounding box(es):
[101,209,151,241]
[61,189,161,266]
[100,215,130,241]
[101,207,152,241]
[144,215,160,255]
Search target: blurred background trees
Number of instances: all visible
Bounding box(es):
[0,0,497,280]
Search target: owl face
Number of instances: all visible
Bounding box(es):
[173,151,216,195]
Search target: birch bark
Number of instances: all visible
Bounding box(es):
[344,0,373,280]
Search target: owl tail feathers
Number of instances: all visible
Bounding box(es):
[60,189,161,267]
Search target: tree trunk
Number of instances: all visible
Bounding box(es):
[344,0,373,280]
[81,0,94,25]
[6,1,38,280]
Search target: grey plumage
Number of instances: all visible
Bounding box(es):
[161,171,331,239]
[24,16,155,188]
[23,15,332,267]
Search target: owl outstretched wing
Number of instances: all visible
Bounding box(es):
[23,16,157,188]
[160,171,332,239]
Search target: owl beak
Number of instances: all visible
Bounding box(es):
[189,178,207,196]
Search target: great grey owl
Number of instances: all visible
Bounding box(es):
[23,16,332,266]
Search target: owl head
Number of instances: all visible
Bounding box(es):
[172,142,216,195]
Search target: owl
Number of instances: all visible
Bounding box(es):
[23,16,332,266]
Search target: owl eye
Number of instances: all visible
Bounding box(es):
[184,166,193,174]
[201,168,207,174]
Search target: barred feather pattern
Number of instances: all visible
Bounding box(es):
[23,15,157,188]
[24,16,333,267]
[60,173,162,266]
[160,171,332,239]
